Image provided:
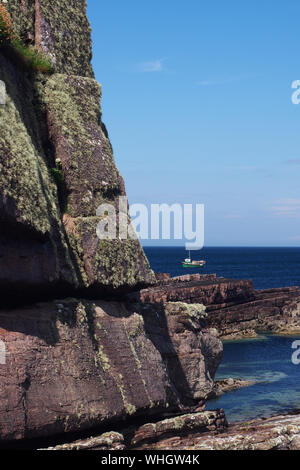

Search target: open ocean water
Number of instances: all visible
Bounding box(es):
[144,247,300,423]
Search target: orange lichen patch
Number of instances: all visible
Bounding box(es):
[63,214,78,236]
[0,3,15,45]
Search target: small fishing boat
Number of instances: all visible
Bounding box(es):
[182,251,206,268]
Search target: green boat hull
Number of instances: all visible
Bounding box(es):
[182,263,205,268]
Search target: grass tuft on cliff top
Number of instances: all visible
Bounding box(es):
[0,3,54,74]
[10,39,55,74]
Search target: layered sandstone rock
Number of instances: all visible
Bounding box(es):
[132,412,300,451]
[1,0,299,449]
[41,410,300,451]
[42,410,227,451]
[205,286,300,340]
[137,276,255,305]
[139,275,300,339]
[125,410,227,449]
[0,52,79,298]
[0,299,222,441]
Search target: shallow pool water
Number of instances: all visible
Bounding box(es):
[206,335,300,422]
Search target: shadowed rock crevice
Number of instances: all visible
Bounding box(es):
[141,302,223,407]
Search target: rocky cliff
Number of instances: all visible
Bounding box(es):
[0,1,223,444]
[0,299,222,441]
[1,1,298,449]
[0,0,154,299]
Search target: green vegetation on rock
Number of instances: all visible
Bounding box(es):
[6,0,94,77]
[9,38,55,73]
[0,3,54,73]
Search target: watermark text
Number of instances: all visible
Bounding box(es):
[96,197,204,250]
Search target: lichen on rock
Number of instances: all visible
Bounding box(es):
[0,53,80,291]
[6,0,94,77]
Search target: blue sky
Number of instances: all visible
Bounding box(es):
[87,0,300,246]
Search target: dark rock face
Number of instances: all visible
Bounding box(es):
[139,275,300,339]
[0,299,222,442]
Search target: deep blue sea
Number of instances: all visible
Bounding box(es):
[144,247,300,423]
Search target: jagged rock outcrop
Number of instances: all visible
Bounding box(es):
[208,378,255,399]
[130,412,300,451]
[0,0,154,298]
[139,274,300,339]
[0,299,222,441]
